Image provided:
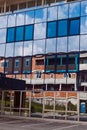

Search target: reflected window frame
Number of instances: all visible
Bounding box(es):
[7,27,15,43]
[57,19,68,37]
[47,21,57,38]
[69,18,80,36]
[15,26,24,42]
[24,24,34,41]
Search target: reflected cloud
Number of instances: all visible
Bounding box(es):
[0,29,6,43]
[33,40,45,55]
[16,12,25,25]
[0,15,7,28]
[34,23,46,39]
[0,44,5,57]
[58,4,68,19]
[80,17,87,34]
[14,42,23,56]
[48,6,57,21]
[24,41,32,56]
[46,38,56,53]
[5,43,14,57]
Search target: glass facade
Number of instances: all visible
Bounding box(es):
[0,0,87,91]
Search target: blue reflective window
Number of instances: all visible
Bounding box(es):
[47,21,57,38]
[7,28,15,42]
[69,19,80,35]
[16,26,24,41]
[58,20,68,37]
[25,25,34,41]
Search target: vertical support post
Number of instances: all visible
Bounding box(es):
[65,91,68,120]
[19,91,22,116]
[53,92,55,119]
[29,91,31,117]
[42,91,45,118]
[77,92,80,121]
[4,0,6,13]
[1,91,4,115]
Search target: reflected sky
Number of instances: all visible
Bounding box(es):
[46,38,56,53]
[5,43,14,57]
[34,23,46,39]
[16,12,25,26]
[48,6,57,21]
[80,35,87,51]
[80,16,87,34]
[0,44,5,57]
[57,37,67,53]
[69,2,80,18]
[35,8,47,23]
[81,1,87,16]
[8,14,16,27]
[68,36,79,52]
[14,42,23,56]
[0,29,6,43]
[23,41,33,56]
[33,40,45,55]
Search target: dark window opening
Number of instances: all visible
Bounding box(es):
[68,57,75,64]
[36,59,44,65]
[62,57,66,65]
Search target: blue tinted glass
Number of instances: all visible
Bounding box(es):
[25,25,34,41]
[16,26,24,41]
[7,28,15,42]
[58,20,68,36]
[69,19,80,35]
[47,21,57,38]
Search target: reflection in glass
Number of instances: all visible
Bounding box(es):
[5,43,14,57]
[25,25,34,41]
[58,20,68,37]
[0,29,6,43]
[58,4,68,19]
[69,19,80,35]
[7,28,15,43]
[16,12,25,26]
[34,23,46,39]
[80,16,87,34]
[80,35,87,51]
[8,14,16,27]
[0,44,5,57]
[23,41,33,56]
[14,42,23,56]
[25,10,34,24]
[35,8,47,23]
[0,15,7,28]
[48,6,57,21]
[33,40,45,55]
[68,36,79,52]
[16,26,24,42]
[69,2,80,18]
[57,37,67,53]
[47,21,57,38]
[46,38,56,53]
[81,1,87,16]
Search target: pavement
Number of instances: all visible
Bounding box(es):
[0,116,87,130]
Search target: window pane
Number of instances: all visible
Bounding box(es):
[80,16,87,34]
[69,2,80,18]
[57,37,67,53]
[16,26,24,41]
[69,19,80,35]
[23,41,32,56]
[14,42,23,56]
[16,12,25,26]
[58,4,68,19]
[80,35,87,51]
[8,14,16,27]
[0,16,7,28]
[25,10,34,24]
[25,25,34,41]
[58,20,68,36]
[47,21,57,38]
[33,40,45,55]
[35,8,47,23]
[5,43,14,57]
[7,28,15,43]
[0,29,6,43]
[0,44,5,57]
[68,36,79,52]
[48,6,57,21]
[34,23,46,39]
[46,38,56,53]
[81,1,87,16]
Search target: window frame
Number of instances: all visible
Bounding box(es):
[46,21,57,38]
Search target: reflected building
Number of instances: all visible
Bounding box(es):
[0,0,87,91]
